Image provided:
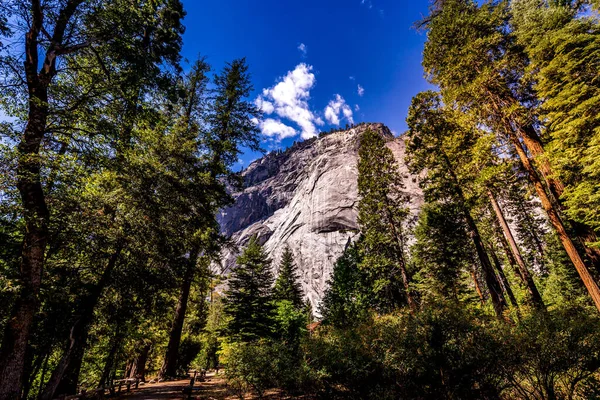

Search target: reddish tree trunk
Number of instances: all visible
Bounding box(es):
[509,135,600,312]
[441,155,508,317]
[464,212,508,318]
[470,265,485,305]
[488,190,545,309]
[129,344,151,382]
[519,125,600,271]
[488,246,518,308]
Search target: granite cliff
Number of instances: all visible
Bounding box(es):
[217,123,424,309]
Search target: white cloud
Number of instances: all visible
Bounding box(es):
[357,84,365,97]
[256,63,320,140]
[298,43,307,57]
[349,76,355,81]
[255,97,274,114]
[324,94,353,126]
[354,104,360,112]
[259,118,297,140]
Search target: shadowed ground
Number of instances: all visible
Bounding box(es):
[117,372,289,400]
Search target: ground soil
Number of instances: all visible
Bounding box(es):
[116,372,290,400]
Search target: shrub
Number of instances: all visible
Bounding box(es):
[306,304,511,399]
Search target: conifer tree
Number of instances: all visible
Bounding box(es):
[224,237,275,341]
[512,0,600,250]
[357,128,415,311]
[320,241,372,327]
[273,246,304,308]
[406,92,508,318]
[412,202,473,303]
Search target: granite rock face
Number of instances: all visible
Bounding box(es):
[217,123,423,310]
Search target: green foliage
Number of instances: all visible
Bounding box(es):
[412,201,474,303]
[273,300,306,348]
[307,304,600,399]
[320,241,373,328]
[307,304,509,399]
[195,295,227,370]
[222,340,278,399]
[224,237,275,342]
[273,246,304,307]
[506,307,600,399]
[223,339,320,399]
[357,128,412,310]
[208,58,262,184]
[512,0,600,247]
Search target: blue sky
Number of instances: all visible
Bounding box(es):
[180,0,433,167]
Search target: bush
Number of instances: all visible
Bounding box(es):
[306,304,509,399]
[305,303,600,399]
[221,338,321,399]
[222,340,277,399]
[177,334,202,375]
[506,306,600,399]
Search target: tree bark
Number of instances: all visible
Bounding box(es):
[99,323,123,388]
[437,151,508,317]
[129,344,151,382]
[464,212,508,318]
[40,246,122,400]
[487,190,545,309]
[509,135,600,312]
[470,265,485,305]
[488,245,518,308]
[158,249,199,379]
[443,158,508,318]
[0,3,85,398]
[519,125,600,270]
[384,201,417,311]
[0,15,48,400]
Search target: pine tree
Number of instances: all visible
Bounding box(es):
[357,128,415,311]
[273,246,304,308]
[412,201,474,304]
[320,241,372,327]
[224,237,275,341]
[406,92,508,318]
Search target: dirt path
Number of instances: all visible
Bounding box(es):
[117,372,284,400]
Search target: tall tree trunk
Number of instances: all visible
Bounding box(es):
[129,344,151,382]
[22,350,46,400]
[384,202,417,311]
[40,246,122,400]
[487,190,545,309]
[464,212,508,318]
[99,323,123,388]
[158,249,199,379]
[470,265,485,305]
[38,352,50,397]
[488,245,518,308]
[509,134,600,312]
[0,3,85,397]
[518,125,600,270]
[442,155,508,317]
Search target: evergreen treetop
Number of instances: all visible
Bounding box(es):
[273,246,304,308]
[224,236,275,341]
